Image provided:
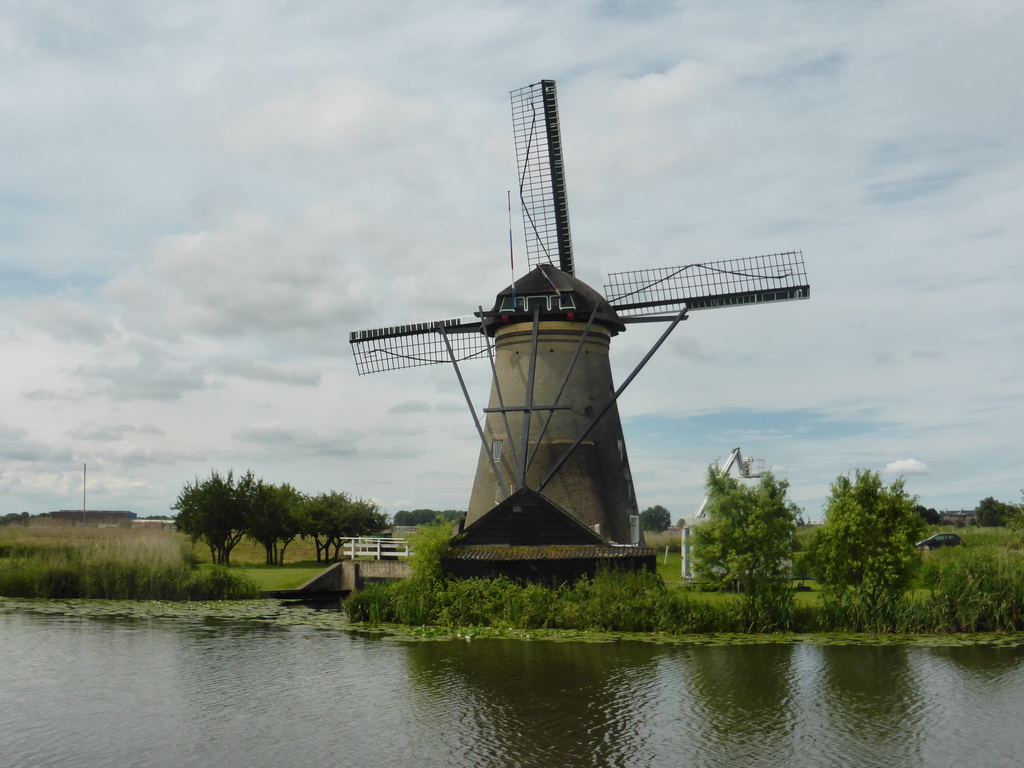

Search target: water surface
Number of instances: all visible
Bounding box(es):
[3,600,1023,767]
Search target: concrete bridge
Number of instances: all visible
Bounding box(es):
[264,537,411,600]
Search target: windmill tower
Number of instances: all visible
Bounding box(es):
[350,80,809,577]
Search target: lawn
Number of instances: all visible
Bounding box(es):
[223,562,330,591]
[191,536,337,591]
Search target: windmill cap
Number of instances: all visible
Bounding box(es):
[484,264,626,335]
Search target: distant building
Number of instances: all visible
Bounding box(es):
[940,510,976,526]
[131,519,175,530]
[48,510,137,526]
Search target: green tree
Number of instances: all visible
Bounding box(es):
[812,469,925,610]
[393,509,463,526]
[302,491,349,562]
[173,469,260,565]
[639,505,672,533]
[691,465,800,594]
[247,483,306,565]
[302,492,389,561]
[974,496,1015,527]
[914,505,940,526]
[1,512,29,526]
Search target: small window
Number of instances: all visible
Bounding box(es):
[558,293,576,310]
[526,295,549,312]
[491,440,503,461]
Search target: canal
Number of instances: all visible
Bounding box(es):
[3,599,1023,767]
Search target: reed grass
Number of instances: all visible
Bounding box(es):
[643,530,681,552]
[346,523,1024,634]
[0,523,258,600]
[346,568,801,634]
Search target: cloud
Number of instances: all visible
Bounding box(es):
[0,423,72,462]
[104,210,378,351]
[389,400,434,414]
[23,388,83,402]
[209,356,321,386]
[232,422,358,457]
[225,75,438,152]
[667,335,716,364]
[884,459,931,475]
[76,351,209,402]
[17,296,115,345]
[66,422,165,442]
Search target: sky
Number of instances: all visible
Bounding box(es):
[1,0,1022,522]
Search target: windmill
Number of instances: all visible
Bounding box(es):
[350,80,809,576]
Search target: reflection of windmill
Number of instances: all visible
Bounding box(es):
[350,80,809,575]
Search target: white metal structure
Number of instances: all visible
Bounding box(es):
[682,447,765,580]
[692,447,765,519]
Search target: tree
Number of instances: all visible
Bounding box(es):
[812,469,925,609]
[691,465,800,594]
[302,492,390,562]
[1,512,29,527]
[393,509,463,526]
[974,496,1015,527]
[302,491,349,562]
[247,483,306,565]
[173,469,261,565]
[914,505,940,526]
[639,505,672,533]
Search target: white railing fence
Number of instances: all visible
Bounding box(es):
[343,537,412,560]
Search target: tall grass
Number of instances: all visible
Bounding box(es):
[644,530,681,553]
[0,523,258,600]
[345,523,1024,634]
[347,568,756,633]
[916,547,1024,631]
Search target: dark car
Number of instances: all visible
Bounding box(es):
[916,533,963,551]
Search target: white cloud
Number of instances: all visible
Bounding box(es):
[885,459,932,475]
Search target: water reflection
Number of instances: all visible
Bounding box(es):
[403,640,666,767]
[814,645,923,766]
[680,645,798,765]
[4,604,1024,768]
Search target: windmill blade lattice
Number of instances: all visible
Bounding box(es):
[511,80,574,276]
[604,251,809,320]
[349,317,491,375]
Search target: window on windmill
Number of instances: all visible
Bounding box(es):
[491,440,503,461]
[499,294,576,312]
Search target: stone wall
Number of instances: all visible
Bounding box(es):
[293,560,412,593]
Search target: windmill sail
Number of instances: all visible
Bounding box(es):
[511,80,574,276]
[604,251,809,321]
[349,317,490,375]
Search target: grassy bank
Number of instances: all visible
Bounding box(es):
[226,563,329,591]
[0,524,259,600]
[346,525,1024,634]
